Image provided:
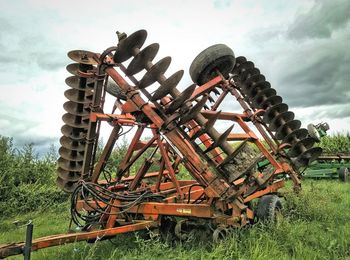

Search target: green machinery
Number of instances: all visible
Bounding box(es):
[303,122,349,182]
[257,122,350,182]
[303,154,350,182]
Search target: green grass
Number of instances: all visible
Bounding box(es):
[1,180,350,260]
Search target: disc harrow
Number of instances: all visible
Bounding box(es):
[0,29,322,258]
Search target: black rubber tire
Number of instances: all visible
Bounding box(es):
[307,124,321,142]
[106,80,127,101]
[256,195,282,223]
[189,44,235,85]
[339,167,349,182]
[159,216,177,242]
[212,225,229,243]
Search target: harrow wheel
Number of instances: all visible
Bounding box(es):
[256,195,282,223]
[174,219,212,242]
[159,216,177,242]
[338,167,349,182]
[189,44,235,85]
[212,225,230,243]
[106,79,127,100]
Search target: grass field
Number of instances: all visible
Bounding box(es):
[1,179,350,260]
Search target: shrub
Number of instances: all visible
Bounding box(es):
[0,135,67,216]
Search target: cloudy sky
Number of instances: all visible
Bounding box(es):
[0,0,349,155]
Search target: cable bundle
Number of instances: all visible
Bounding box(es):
[70,181,164,227]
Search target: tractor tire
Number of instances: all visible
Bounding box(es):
[189,44,235,85]
[106,80,127,100]
[339,167,349,182]
[256,195,282,223]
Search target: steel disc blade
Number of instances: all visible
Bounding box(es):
[63,101,90,116]
[68,50,98,65]
[151,70,184,101]
[259,95,283,110]
[275,119,302,140]
[113,29,148,63]
[64,89,93,104]
[57,167,81,181]
[60,136,86,151]
[235,56,247,66]
[246,81,271,97]
[234,61,254,74]
[62,113,89,128]
[268,111,295,131]
[61,125,87,140]
[295,147,323,167]
[56,177,67,190]
[251,86,276,100]
[252,88,277,107]
[241,67,260,81]
[179,95,209,125]
[59,146,84,161]
[165,84,196,114]
[56,177,78,193]
[126,43,160,76]
[288,137,316,157]
[65,76,94,90]
[57,157,83,172]
[66,63,95,77]
[282,128,308,145]
[66,63,81,76]
[138,57,172,89]
[263,103,289,123]
[244,74,266,88]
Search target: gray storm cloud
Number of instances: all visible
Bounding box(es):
[0,108,58,154]
[279,32,350,107]
[0,0,349,156]
[269,0,350,110]
[244,0,350,132]
[287,0,350,40]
